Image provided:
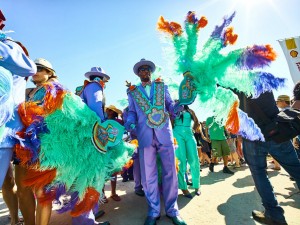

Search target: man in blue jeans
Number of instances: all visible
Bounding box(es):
[239,91,300,225]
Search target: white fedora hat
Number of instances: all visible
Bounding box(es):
[34,58,56,75]
[133,58,156,75]
[84,67,110,81]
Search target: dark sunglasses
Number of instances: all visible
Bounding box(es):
[37,67,45,72]
[139,67,151,72]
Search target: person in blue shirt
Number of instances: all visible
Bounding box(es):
[0,36,36,225]
[78,67,110,122]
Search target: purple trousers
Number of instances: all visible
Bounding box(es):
[133,148,143,192]
[139,134,179,217]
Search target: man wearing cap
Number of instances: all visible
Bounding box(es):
[125,59,186,225]
[74,67,110,225]
[0,33,37,225]
[276,95,291,111]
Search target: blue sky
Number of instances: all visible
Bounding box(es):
[1,0,299,119]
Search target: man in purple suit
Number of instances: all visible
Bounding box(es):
[125,59,187,225]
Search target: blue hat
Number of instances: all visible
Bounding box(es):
[84,67,110,81]
[133,58,156,75]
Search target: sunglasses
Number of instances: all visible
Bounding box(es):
[139,67,151,72]
[91,76,107,82]
[37,67,46,72]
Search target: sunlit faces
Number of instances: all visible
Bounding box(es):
[276,100,289,109]
[32,67,53,84]
[138,65,152,82]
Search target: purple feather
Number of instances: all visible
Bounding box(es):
[237,109,265,141]
[50,183,80,214]
[211,12,236,40]
[56,191,79,214]
[22,116,49,164]
[185,11,198,24]
[46,82,64,97]
[253,72,286,98]
[236,45,273,70]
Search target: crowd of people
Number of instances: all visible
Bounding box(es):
[1,14,300,225]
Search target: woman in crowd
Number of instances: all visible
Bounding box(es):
[21,58,58,225]
[173,105,201,198]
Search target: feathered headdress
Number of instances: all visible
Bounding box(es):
[158,11,286,141]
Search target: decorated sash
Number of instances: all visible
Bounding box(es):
[92,119,125,154]
[129,81,169,129]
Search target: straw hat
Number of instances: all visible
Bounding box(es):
[106,105,122,115]
[34,58,56,75]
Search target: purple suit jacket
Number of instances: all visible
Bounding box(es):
[80,82,105,122]
[127,83,175,148]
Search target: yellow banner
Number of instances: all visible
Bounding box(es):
[285,38,297,50]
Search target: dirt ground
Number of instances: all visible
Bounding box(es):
[1,162,299,225]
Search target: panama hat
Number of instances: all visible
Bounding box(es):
[84,67,110,81]
[34,58,56,75]
[133,58,156,75]
[277,95,290,102]
[106,105,122,115]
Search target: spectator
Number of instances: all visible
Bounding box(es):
[206,117,234,175]
[240,91,300,225]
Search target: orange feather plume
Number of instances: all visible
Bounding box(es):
[197,16,208,29]
[14,144,33,166]
[122,159,134,172]
[256,44,277,61]
[224,27,238,46]
[18,102,46,126]
[43,84,66,114]
[23,169,57,190]
[157,16,182,36]
[71,187,100,217]
[225,100,240,134]
[130,139,139,147]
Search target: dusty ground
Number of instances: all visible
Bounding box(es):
[1,161,299,225]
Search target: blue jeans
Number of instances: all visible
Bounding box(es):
[243,139,300,223]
